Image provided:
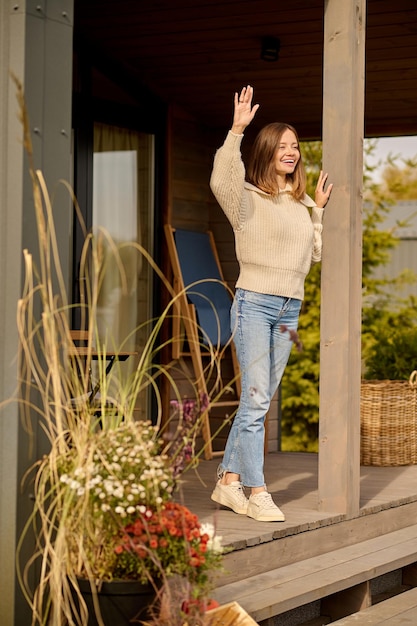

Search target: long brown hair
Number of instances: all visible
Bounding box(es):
[246,122,307,201]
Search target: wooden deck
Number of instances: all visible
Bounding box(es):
[177,452,417,551]
[176,452,417,624]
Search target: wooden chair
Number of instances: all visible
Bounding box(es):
[164,225,241,460]
[68,329,93,398]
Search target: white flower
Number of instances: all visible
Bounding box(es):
[87,476,102,489]
[200,523,215,538]
[103,480,115,494]
[113,486,124,499]
[115,506,127,517]
[208,535,224,554]
[200,523,224,554]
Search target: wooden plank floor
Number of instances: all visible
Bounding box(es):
[176,452,417,549]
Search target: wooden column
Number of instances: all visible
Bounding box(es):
[318,0,366,516]
[0,3,74,625]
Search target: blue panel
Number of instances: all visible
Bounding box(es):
[174,229,232,347]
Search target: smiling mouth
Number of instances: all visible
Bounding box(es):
[282,159,295,165]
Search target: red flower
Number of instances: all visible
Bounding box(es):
[112,501,223,596]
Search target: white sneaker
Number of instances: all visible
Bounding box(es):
[247,491,285,522]
[211,480,249,514]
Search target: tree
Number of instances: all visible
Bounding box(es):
[280,141,417,452]
[380,156,417,201]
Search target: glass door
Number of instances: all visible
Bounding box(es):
[92,122,155,418]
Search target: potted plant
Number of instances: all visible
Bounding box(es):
[38,419,224,625]
[13,80,225,626]
[21,402,225,625]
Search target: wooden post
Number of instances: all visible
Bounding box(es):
[319,0,366,516]
[0,4,74,624]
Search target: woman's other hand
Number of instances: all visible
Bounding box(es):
[315,171,333,208]
[231,85,260,134]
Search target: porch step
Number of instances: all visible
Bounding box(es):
[213,523,417,624]
[331,585,417,624]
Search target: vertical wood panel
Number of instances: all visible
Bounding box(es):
[322,581,371,621]
[170,105,213,231]
[319,0,366,515]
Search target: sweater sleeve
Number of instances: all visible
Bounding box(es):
[311,206,324,263]
[209,131,247,230]
[301,194,325,264]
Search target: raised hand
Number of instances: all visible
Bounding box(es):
[231,85,260,134]
[315,170,333,208]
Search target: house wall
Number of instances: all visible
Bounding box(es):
[371,200,417,300]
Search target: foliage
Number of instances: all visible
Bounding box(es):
[55,421,174,583]
[362,302,417,380]
[167,397,208,478]
[279,263,322,452]
[280,139,417,452]
[379,156,417,201]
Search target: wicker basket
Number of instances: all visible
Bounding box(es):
[360,371,417,466]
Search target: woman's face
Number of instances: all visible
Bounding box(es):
[274,128,300,179]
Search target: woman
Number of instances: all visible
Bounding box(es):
[210,85,333,522]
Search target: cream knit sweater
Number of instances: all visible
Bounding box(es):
[210,131,324,301]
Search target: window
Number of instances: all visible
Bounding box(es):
[92,122,155,416]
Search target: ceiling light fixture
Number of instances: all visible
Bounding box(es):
[261,36,281,62]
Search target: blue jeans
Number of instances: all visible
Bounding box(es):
[218,288,302,487]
